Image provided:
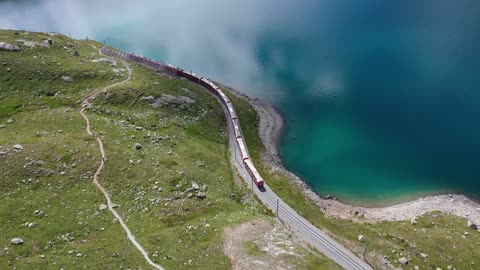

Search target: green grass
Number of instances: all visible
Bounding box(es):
[225,89,480,269]
[0,29,340,269]
[0,29,257,269]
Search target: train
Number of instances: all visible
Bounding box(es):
[100,47,265,188]
[176,68,265,188]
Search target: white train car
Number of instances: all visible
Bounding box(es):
[232,118,242,138]
[244,159,264,187]
[200,77,210,85]
[226,103,238,120]
[236,137,249,160]
[217,89,230,104]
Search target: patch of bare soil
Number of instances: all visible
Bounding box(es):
[224,218,302,270]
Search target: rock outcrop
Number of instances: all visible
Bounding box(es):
[0,42,21,51]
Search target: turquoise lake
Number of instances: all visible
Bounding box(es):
[2,0,480,204]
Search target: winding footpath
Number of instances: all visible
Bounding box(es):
[80,46,165,270]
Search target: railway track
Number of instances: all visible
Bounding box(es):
[101,46,373,270]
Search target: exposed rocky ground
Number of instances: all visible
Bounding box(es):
[224,218,341,270]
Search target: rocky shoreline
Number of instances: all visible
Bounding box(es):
[226,86,480,228]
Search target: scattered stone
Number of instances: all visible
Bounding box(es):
[98,204,108,211]
[6,67,11,72]
[13,144,23,150]
[7,119,14,124]
[72,50,80,57]
[134,143,143,150]
[192,182,200,190]
[467,220,478,230]
[40,254,45,259]
[61,75,73,83]
[142,95,195,108]
[358,235,365,241]
[414,266,419,270]
[17,40,48,48]
[11,238,24,245]
[196,192,207,199]
[398,257,408,265]
[420,253,428,259]
[0,125,5,129]
[411,217,418,225]
[92,58,117,66]
[447,266,453,270]
[112,68,126,76]
[76,253,82,257]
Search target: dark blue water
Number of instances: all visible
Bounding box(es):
[260,1,480,203]
[2,0,480,204]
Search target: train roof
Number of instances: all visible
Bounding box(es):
[227,104,237,117]
[236,137,249,158]
[244,159,264,182]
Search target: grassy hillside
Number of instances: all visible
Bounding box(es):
[227,90,480,269]
[0,29,338,269]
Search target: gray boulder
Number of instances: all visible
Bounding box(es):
[192,182,200,190]
[13,144,23,150]
[196,192,207,199]
[467,220,478,230]
[61,76,73,83]
[0,42,21,51]
[11,238,24,245]
[398,257,408,265]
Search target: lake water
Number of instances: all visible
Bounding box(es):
[2,0,480,204]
